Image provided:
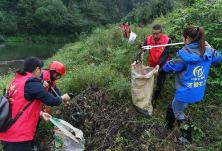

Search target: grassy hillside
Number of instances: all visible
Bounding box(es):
[42,16,222,150]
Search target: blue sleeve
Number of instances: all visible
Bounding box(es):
[206,47,221,64]
[134,39,147,62]
[163,52,185,72]
[212,51,221,64]
[39,73,43,79]
[24,77,62,107]
[158,39,171,68]
[143,39,147,46]
[52,86,62,96]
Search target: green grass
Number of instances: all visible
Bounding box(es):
[5,33,77,44]
[0,142,2,151]
[0,70,17,94]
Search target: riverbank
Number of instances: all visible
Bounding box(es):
[0,42,64,74]
[1,33,81,44]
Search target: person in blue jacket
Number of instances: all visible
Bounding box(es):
[153,26,221,143]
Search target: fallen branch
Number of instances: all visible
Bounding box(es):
[158,128,177,148]
[94,118,152,123]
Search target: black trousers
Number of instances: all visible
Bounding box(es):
[156,69,167,88]
[1,140,32,151]
[152,70,167,103]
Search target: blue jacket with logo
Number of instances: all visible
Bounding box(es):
[163,43,221,103]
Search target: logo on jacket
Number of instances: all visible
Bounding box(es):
[159,47,164,51]
[193,66,204,77]
[187,66,206,88]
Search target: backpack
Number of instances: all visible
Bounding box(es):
[0,83,34,133]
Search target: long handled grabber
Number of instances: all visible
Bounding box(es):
[47,81,85,115]
[47,80,68,107]
[68,93,86,115]
[142,42,184,49]
[47,80,61,98]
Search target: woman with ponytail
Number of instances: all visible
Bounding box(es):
[153,26,221,143]
[0,57,71,151]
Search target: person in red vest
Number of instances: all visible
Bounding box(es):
[0,57,70,151]
[40,61,65,97]
[131,24,171,108]
[121,21,131,38]
[31,61,68,150]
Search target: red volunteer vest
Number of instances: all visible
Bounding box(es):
[121,25,130,38]
[0,72,42,142]
[147,34,170,68]
[42,70,56,93]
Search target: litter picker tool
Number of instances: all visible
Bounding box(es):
[46,81,85,115]
[142,42,184,49]
[47,80,61,98]
[68,93,86,115]
[47,80,67,106]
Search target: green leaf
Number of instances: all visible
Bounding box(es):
[194,126,197,131]
[145,130,151,138]
[205,30,209,35]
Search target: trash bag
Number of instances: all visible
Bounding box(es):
[128,32,137,44]
[50,117,85,151]
[131,51,155,116]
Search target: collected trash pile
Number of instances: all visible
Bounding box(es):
[34,87,192,151]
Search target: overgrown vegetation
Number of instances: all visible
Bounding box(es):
[0,0,178,43]
[0,0,222,150]
[121,0,196,26]
[0,0,149,43]
[40,0,222,149]
[121,0,174,25]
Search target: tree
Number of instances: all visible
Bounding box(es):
[34,0,68,33]
[121,0,173,25]
[15,0,37,33]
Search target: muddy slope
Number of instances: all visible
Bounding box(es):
[35,87,194,151]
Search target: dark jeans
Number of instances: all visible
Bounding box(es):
[1,140,32,151]
[157,69,167,88]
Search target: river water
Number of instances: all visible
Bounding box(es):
[0,42,64,74]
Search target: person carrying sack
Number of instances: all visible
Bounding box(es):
[153,26,221,143]
[121,21,131,39]
[0,57,71,151]
[131,24,171,108]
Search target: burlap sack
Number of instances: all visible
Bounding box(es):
[131,52,155,116]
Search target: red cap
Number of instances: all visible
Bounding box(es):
[49,61,65,76]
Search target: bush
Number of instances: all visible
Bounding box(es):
[0,35,5,42]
